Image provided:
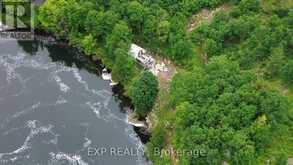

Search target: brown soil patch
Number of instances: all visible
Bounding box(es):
[187,4,232,32]
[157,59,177,91]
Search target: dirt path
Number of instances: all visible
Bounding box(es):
[156,59,177,90]
[187,4,232,32]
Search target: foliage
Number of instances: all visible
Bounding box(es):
[126,1,145,33]
[81,34,97,55]
[170,56,290,164]
[192,4,292,69]
[236,0,261,14]
[275,153,288,165]
[111,48,135,85]
[106,21,132,61]
[85,10,119,41]
[157,20,171,47]
[38,0,293,164]
[145,125,167,161]
[265,46,286,78]
[38,0,68,33]
[281,60,293,84]
[130,71,159,117]
[170,39,194,66]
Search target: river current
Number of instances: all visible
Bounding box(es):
[0,39,150,165]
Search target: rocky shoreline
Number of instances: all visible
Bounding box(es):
[34,31,153,144]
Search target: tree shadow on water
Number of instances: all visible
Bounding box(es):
[16,39,100,75]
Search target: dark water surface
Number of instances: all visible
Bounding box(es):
[0,40,150,165]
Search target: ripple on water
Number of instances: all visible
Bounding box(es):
[0,120,59,164]
[0,41,150,165]
[49,152,88,165]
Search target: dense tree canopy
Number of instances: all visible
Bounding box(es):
[281,60,293,84]
[170,56,290,164]
[192,2,292,69]
[38,0,293,164]
[111,48,136,85]
[130,71,159,118]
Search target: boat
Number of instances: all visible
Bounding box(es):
[0,22,8,31]
[101,68,112,80]
[110,79,118,86]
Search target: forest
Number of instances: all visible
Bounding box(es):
[37,0,293,164]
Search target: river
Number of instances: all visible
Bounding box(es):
[0,39,151,165]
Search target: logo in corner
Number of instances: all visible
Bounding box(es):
[0,0,34,40]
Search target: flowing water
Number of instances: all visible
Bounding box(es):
[0,39,150,165]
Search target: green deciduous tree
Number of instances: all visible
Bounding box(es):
[105,21,132,61]
[126,1,145,33]
[146,125,166,161]
[281,60,293,84]
[204,38,222,57]
[238,0,261,13]
[111,48,135,84]
[265,46,286,78]
[130,71,159,118]
[81,34,97,55]
[143,15,158,42]
[38,0,69,33]
[170,56,289,164]
[170,39,194,65]
[85,10,119,41]
[157,20,170,46]
[38,1,293,164]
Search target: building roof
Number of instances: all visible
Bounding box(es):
[129,44,146,59]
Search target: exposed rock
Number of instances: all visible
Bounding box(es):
[127,113,148,128]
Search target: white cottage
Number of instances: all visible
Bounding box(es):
[129,44,154,69]
[130,44,146,59]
